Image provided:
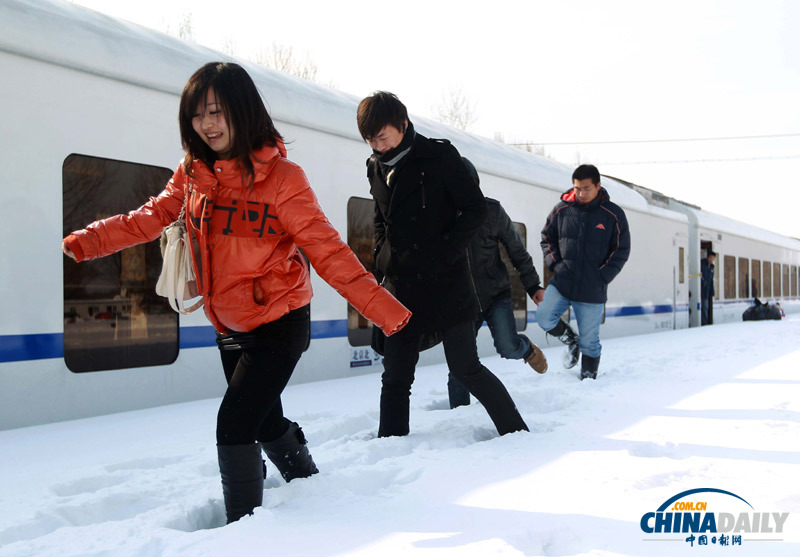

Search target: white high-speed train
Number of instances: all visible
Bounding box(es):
[2,0,798,430]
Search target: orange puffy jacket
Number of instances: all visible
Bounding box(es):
[64,143,411,334]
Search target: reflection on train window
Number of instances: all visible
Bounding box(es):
[63,154,177,373]
[737,257,750,299]
[773,262,781,298]
[678,247,685,284]
[723,255,736,299]
[783,264,791,297]
[762,261,772,297]
[792,266,798,297]
[751,260,761,299]
[499,221,528,331]
[346,197,375,347]
[543,258,553,288]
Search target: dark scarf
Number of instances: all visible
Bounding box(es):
[375,122,416,188]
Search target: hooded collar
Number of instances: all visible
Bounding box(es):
[561,186,609,208]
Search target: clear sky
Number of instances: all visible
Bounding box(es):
[73,0,800,238]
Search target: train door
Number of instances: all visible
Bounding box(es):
[700,239,719,325]
[674,235,689,329]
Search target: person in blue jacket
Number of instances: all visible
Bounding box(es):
[537,165,631,380]
[701,250,716,325]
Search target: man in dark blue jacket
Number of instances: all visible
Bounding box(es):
[701,250,716,325]
[537,165,631,380]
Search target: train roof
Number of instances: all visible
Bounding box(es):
[1,0,653,211]
[687,205,800,250]
[3,0,796,245]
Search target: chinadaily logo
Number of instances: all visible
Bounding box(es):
[640,488,790,548]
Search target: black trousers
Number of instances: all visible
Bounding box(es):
[380,318,528,437]
[216,306,309,445]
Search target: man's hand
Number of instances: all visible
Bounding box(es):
[531,288,545,306]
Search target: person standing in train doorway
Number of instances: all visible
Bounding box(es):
[537,164,630,380]
[357,91,528,437]
[448,157,548,409]
[63,63,411,524]
[701,250,716,325]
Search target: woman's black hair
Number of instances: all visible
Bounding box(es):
[179,62,283,186]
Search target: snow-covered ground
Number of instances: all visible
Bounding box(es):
[1,317,799,557]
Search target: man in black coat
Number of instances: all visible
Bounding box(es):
[448,159,548,409]
[537,164,630,380]
[357,91,528,437]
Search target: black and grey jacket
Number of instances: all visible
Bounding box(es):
[467,198,542,314]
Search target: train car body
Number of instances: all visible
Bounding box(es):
[1,0,798,430]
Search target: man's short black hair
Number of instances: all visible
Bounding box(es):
[707,250,716,258]
[572,164,601,185]
[356,91,408,140]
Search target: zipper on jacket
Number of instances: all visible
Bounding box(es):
[420,172,426,209]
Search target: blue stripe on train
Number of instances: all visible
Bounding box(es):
[0,319,349,363]
[0,305,689,363]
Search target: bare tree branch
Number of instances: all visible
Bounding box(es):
[178,12,194,42]
[254,42,319,82]
[432,86,478,131]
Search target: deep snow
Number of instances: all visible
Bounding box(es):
[1,317,799,557]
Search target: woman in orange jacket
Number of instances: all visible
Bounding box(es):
[63,62,410,523]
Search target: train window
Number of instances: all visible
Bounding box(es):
[723,255,736,299]
[762,261,772,297]
[792,266,798,297]
[543,258,553,288]
[737,257,750,299]
[773,262,781,298]
[678,247,685,284]
[499,222,528,331]
[346,197,375,347]
[783,264,791,297]
[751,259,761,299]
[63,154,178,373]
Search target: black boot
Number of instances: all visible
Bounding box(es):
[217,443,264,524]
[547,318,580,369]
[260,422,319,483]
[378,380,411,437]
[447,373,471,409]
[581,354,600,380]
[457,365,529,435]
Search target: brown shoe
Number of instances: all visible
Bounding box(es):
[525,341,548,374]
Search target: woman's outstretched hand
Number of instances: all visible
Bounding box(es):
[62,240,76,261]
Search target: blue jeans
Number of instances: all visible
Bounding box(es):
[448,297,532,408]
[536,284,603,358]
[701,296,711,325]
[478,297,532,360]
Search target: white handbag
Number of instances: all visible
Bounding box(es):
[155,201,203,314]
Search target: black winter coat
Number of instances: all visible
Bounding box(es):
[368,133,486,334]
[467,198,542,314]
[541,187,630,304]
